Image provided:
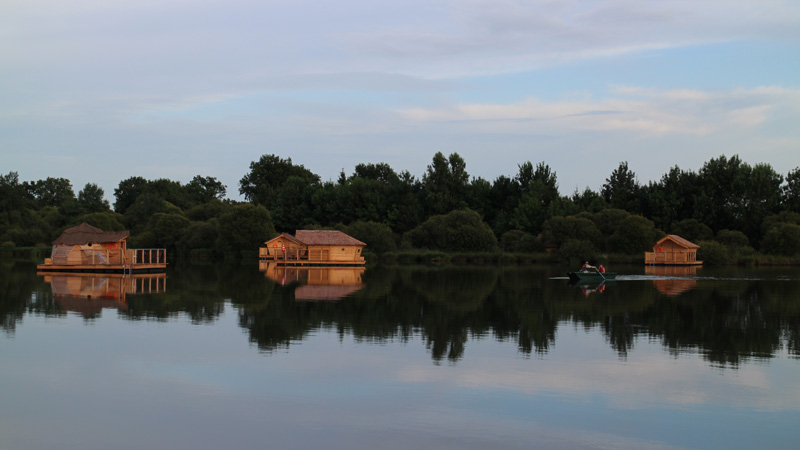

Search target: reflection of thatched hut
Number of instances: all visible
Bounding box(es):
[260,230,366,265]
[645,235,702,266]
[38,223,166,272]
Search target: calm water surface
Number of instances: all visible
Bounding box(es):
[1,260,799,450]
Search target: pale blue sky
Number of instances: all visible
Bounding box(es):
[2,0,799,201]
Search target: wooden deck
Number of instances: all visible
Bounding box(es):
[645,251,702,266]
[259,247,365,266]
[37,248,167,273]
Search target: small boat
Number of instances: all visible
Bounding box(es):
[567,271,617,282]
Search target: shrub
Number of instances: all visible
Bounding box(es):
[542,216,603,249]
[500,230,543,253]
[346,221,397,254]
[217,204,276,254]
[607,215,662,254]
[715,229,750,248]
[671,219,713,243]
[760,223,800,256]
[556,239,600,264]
[404,210,497,252]
[697,240,730,265]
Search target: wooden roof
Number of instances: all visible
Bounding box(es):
[655,234,700,249]
[265,233,305,246]
[53,223,129,246]
[295,230,366,246]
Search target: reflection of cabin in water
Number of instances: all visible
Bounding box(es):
[37,223,166,273]
[41,273,166,317]
[645,265,699,296]
[259,230,366,266]
[645,234,702,266]
[259,262,365,301]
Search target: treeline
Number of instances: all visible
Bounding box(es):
[1,153,800,262]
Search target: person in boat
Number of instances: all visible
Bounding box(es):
[580,261,589,271]
[598,264,606,273]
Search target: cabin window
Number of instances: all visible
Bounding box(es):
[87,242,93,247]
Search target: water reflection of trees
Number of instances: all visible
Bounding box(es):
[2,260,799,366]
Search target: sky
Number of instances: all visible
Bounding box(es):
[2,0,799,202]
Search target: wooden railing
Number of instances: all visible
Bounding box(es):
[259,247,307,261]
[129,249,167,265]
[645,251,699,264]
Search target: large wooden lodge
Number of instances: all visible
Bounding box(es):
[259,230,366,266]
[645,234,702,266]
[37,223,166,273]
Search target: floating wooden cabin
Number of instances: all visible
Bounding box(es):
[37,223,166,273]
[259,230,366,266]
[645,234,702,266]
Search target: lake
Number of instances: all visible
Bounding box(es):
[1,260,799,450]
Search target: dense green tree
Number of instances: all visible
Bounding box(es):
[114,176,149,213]
[602,162,640,211]
[783,167,800,212]
[26,177,75,210]
[145,213,191,251]
[345,221,397,254]
[123,193,182,233]
[671,219,713,243]
[217,203,276,253]
[697,240,730,265]
[239,154,319,208]
[75,212,125,231]
[423,152,469,215]
[272,176,316,231]
[607,215,662,254]
[405,210,497,252]
[761,211,800,236]
[77,183,110,213]
[185,175,227,205]
[760,223,800,256]
[184,199,231,222]
[572,187,606,213]
[486,175,519,237]
[715,229,750,248]
[385,171,424,235]
[542,216,603,249]
[500,230,542,253]
[177,219,220,254]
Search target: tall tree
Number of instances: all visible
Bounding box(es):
[77,183,110,213]
[114,176,149,213]
[423,152,469,216]
[26,177,75,209]
[185,175,227,205]
[601,162,639,212]
[239,154,320,208]
[782,167,800,213]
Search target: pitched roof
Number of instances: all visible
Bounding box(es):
[53,223,130,246]
[265,233,305,246]
[294,230,366,246]
[655,234,699,249]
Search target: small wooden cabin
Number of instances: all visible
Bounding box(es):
[645,234,702,266]
[260,230,366,266]
[37,223,166,273]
